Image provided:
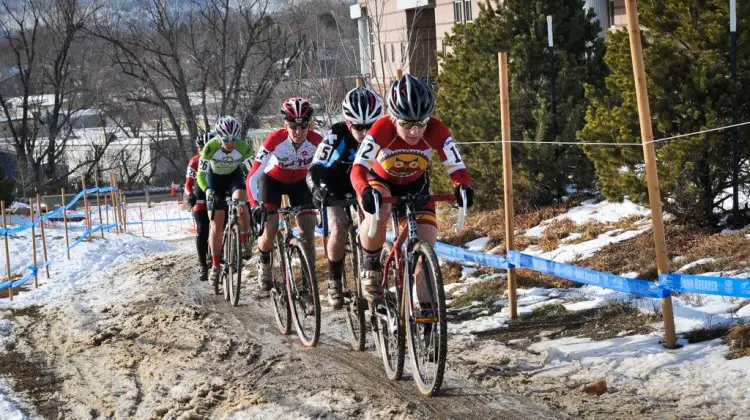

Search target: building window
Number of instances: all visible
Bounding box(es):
[391,44,396,64]
[401,43,405,62]
[464,0,472,22]
[383,44,388,62]
[368,16,376,71]
[453,0,462,23]
[442,42,447,56]
[608,0,615,27]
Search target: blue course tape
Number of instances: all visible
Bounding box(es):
[434,242,510,270]
[508,251,670,299]
[659,274,750,298]
[0,262,51,291]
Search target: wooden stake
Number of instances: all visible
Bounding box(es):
[498,52,518,319]
[396,68,403,79]
[356,77,364,88]
[139,206,145,237]
[29,197,38,288]
[1,200,12,300]
[95,176,104,238]
[624,0,676,349]
[122,194,128,233]
[36,194,50,279]
[104,192,109,225]
[81,176,91,236]
[61,188,70,260]
[109,174,120,233]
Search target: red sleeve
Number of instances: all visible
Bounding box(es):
[351,116,392,196]
[307,131,323,147]
[426,119,471,187]
[351,165,370,196]
[185,155,199,194]
[246,129,285,205]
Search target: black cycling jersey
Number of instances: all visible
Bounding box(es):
[306,122,360,196]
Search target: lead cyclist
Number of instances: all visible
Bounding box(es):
[196,116,253,285]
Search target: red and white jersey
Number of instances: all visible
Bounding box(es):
[246,128,322,204]
[350,116,471,195]
[185,153,207,211]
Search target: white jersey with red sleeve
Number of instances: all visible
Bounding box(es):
[246,128,322,205]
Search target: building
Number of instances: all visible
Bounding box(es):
[350,0,626,90]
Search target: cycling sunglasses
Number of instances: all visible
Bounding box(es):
[396,118,429,129]
[221,135,239,143]
[351,123,373,131]
[287,120,310,130]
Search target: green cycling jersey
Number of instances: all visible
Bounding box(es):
[196,139,253,191]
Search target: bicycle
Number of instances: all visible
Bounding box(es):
[268,203,321,347]
[367,192,467,396]
[317,189,367,351]
[209,198,262,306]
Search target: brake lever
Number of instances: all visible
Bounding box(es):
[456,188,468,233]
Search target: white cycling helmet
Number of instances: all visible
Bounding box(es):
[342,87,383,125]
[214,116,242,139]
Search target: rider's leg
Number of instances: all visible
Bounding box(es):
[358,184,392,300]
[414,219,438,306]
[232,189,250,243]
[255,211,278,291]
[194,209,210,280]
[325,206,348,308]
[295,211,317,263]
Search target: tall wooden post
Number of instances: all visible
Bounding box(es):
[95,176,104,238]
[396,68,403,79]
[624,0,676,348]
[110,174,121,233]
[61,189,71,260]
[498,52,518,319]
[36,194,50,279]
[104,192,109,225]
[122,194,128,233]
[29,198,38,288]
[139,206,145,237]
[1,200,12,300]
[81,175,91,235]
[356,77,364,88]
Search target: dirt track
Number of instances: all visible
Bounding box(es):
[2,248,560,419]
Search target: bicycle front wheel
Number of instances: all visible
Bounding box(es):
[344,228,366,351]
[270,232,291,335]
[228,222,242,306]
[222,229,231,302]
[287,240,320,347]
[404,240,447,396]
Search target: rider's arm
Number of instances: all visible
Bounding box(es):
[197,141,220,191]
[430,121,472,187]
[245,133,278,205]
[306,128,341,191]
[185,156,198,195]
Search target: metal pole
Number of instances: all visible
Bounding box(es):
[1,201,12,300]
[499,52,518,319]
[547,15,557,138]
[61,188,70,260]
[730,0,739,217]
[29,197,38,288]
[36,194,50,279]
[625,0,677,348]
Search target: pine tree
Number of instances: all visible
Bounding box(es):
[434,0,605,209]
[579,0,750,225]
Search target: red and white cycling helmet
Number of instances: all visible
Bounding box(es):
[342,87,383,125]
[214,116,241,139]
[280,97,314,123]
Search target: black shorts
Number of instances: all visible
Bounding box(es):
[325,178,356,201]
[206,167,245,211]
[260,174,315,215]
[367,171,436,227]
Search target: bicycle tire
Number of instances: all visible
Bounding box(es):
[344,227,366,351]
[287,240,320,347]
[212,238,221,295]
[222,228,232,302]
[228,222,242,306]
[270,232,292,335]
[374,244,405,381]
[404,240,447,396]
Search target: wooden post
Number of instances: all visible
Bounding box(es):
[95,176,104,238]
[396,68,403,79]
[1,200,12,300]
[61,189,71,260]
[109,174,118,233]
[356,77,364,88]
[29,197,38,288]
[122,194,128,233]
[498,52,518,319]
[139,206,145,237]
[81,175,91,236]
[624,0,676,349]
[104,192,109,225]
[36,194,50,279]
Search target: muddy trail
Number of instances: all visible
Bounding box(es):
[1,249,560,419]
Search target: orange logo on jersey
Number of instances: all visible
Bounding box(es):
[380,152,428,177]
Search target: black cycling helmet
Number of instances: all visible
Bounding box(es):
[195,131,212,149]
[387,74,434,121]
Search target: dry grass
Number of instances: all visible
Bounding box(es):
[724,324,750,359]
[683,326,729,343]
[451,280,505,308]
[538,218,577,252]
[516,268,577,288]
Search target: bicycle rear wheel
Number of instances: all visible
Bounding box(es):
[404,240,447,396]
[287,240,320,347]
[372,244,404,381]
[228,222,242,306]
[270,232,291,335]
[344,228,366,351]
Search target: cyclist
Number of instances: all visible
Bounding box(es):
[350,74,474,302]
[196,116,253,285]
[247,97,321,292]
[306,87,383,309]
[186,131,213,281]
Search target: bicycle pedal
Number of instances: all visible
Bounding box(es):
[415,316,438,324]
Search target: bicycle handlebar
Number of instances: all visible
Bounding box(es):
[367,193,459,238]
